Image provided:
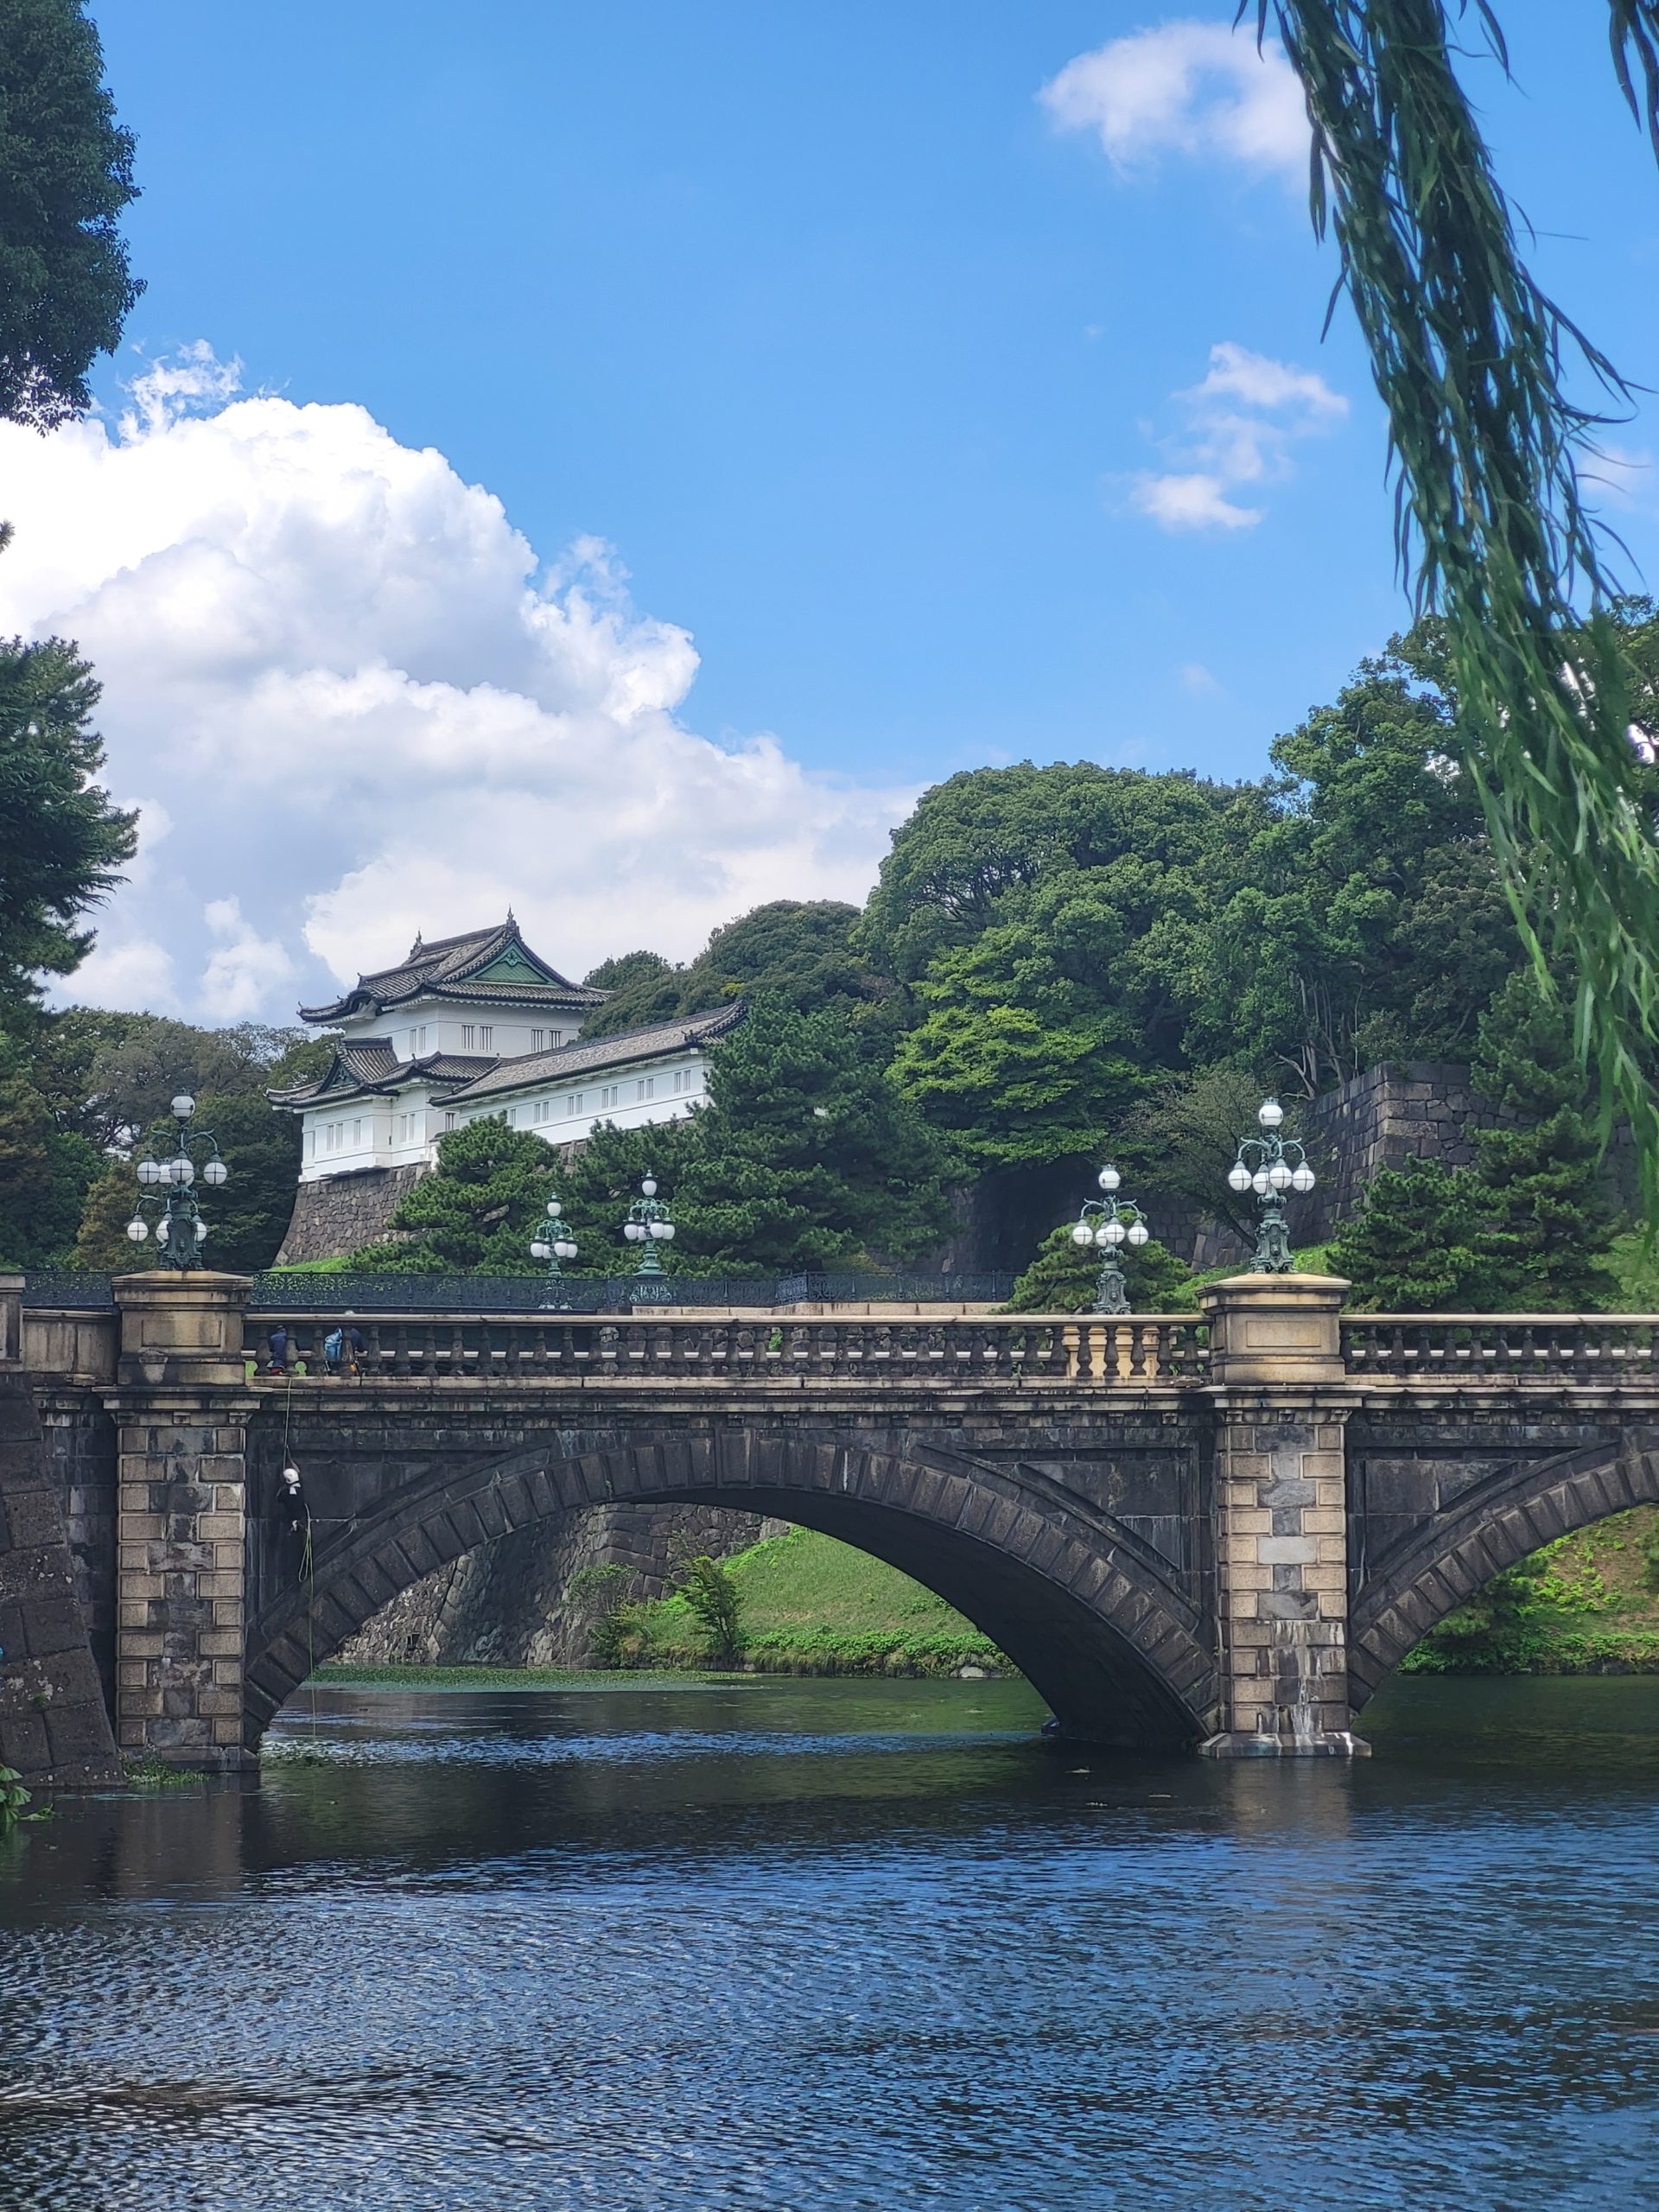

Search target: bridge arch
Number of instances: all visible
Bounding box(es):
[1349,1423,1659,1707]
[245,1427,1221,1753]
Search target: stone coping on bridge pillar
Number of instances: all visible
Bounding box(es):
[113,1271,253,1391]
[0,1271,22,1370]
[1199,1273,1351,1391]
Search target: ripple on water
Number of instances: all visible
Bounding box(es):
[2,1674,1657,2212]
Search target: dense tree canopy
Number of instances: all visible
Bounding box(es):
[0,0,141,429]
[580,901,887,1040]
[556,997,951,1275]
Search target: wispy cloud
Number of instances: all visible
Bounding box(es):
[1039,19,1308,184]
[1127,340,1348,533]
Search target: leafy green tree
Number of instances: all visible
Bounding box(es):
[671,1553,745,1667]
[1466,972,1618,1310]
[70,1086,306,1274]
[580,900,889,1041]
[1263,1,1659,1215]
[1328,1162,1491,1313]
[0,636,135,1020]
[67,1154,144,1271]
[0,0,141,429]
[39,1011,326,1150]
[351,1117,557,1274]
[882,771,1250,1169]
[0,1030,100,1263]
[1004,1224,1194,1314]
[560,998,952,1275]
[1200,645,1516,1091]
[1117,1066,1287,1250]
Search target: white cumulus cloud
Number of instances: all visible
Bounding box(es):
[1127,340,1347,532]
[1039,18,1309,182]
[0,346,914,1022]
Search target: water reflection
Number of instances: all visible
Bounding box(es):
[2,1675,1657,2211]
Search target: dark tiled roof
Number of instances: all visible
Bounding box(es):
[268,1046,498,1109]
[441,1003,746,1103]
[298,917,605,1024]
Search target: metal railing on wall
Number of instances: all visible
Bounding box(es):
[20,1268,1014,1314]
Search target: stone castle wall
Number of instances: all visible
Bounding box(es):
[335,1500,788,1669]
[275,1164,429,1264]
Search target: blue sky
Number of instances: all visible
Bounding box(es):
[6,3,1657,1016]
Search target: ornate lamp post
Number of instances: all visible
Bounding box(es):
[1225,1096,1316,1274]
[125,1093,229,1272]
[620,1173,677,1305]
[1066,1163,1152,1314]
[529,1195,579,1309]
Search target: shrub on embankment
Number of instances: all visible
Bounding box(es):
[1402,1506,1659,1677]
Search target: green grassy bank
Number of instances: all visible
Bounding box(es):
[623,1526,1007,1677]
[1403,1504,1659,1676]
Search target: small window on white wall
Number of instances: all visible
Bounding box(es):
[569,1092,582,1116]
[531,1029,545,1052]
[479,1027,493,1051]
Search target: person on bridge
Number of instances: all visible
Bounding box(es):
[266,1325,290,1376]
[323,1324,366,1378]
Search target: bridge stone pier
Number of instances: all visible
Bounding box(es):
[9,1273,1659,1775]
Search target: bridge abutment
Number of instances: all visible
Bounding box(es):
[1199,1277,1369,1758]
[109,1273,255,1772]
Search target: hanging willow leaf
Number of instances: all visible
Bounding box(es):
[1609,0,1659,154]
[1247,0,1659,1217]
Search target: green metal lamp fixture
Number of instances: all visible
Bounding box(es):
[1226,1096,1316,1274]
[529,1195,578,1310]
[1066,1164,1151,1314]
[125,1093,229,1272]
[620,1173,677,1304]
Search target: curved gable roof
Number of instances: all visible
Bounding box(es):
[298,916,606,1025]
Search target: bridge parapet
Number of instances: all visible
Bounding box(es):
[1343,1313,1659,1385]
[240,1308,1214,1386]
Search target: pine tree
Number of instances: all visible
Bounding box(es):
[1005,1224,1194,1313]
[1328,1163,1491,1312]
[1467,972,1617,1310]
[351,1117,557,1274]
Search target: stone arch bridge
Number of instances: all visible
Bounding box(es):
[8,1273,1659,1775]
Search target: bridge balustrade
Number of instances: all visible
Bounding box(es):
[244,1309,1212,1384]
[1342,1313,1659,1381]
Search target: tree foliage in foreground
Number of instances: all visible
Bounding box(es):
[0,634,135,1022]
[1261,0,1659,1213]
[0,0,142,429]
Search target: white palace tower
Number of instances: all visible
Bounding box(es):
[270,917,742,1187]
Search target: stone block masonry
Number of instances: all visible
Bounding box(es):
[275,1162,429,1265]
[336,1502,789,1668]
[0,1313,124,1788]
[1198,1274,1368,1758]
[108,1272,257,1772]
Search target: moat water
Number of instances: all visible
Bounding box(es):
[3,1674,1658,2211]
